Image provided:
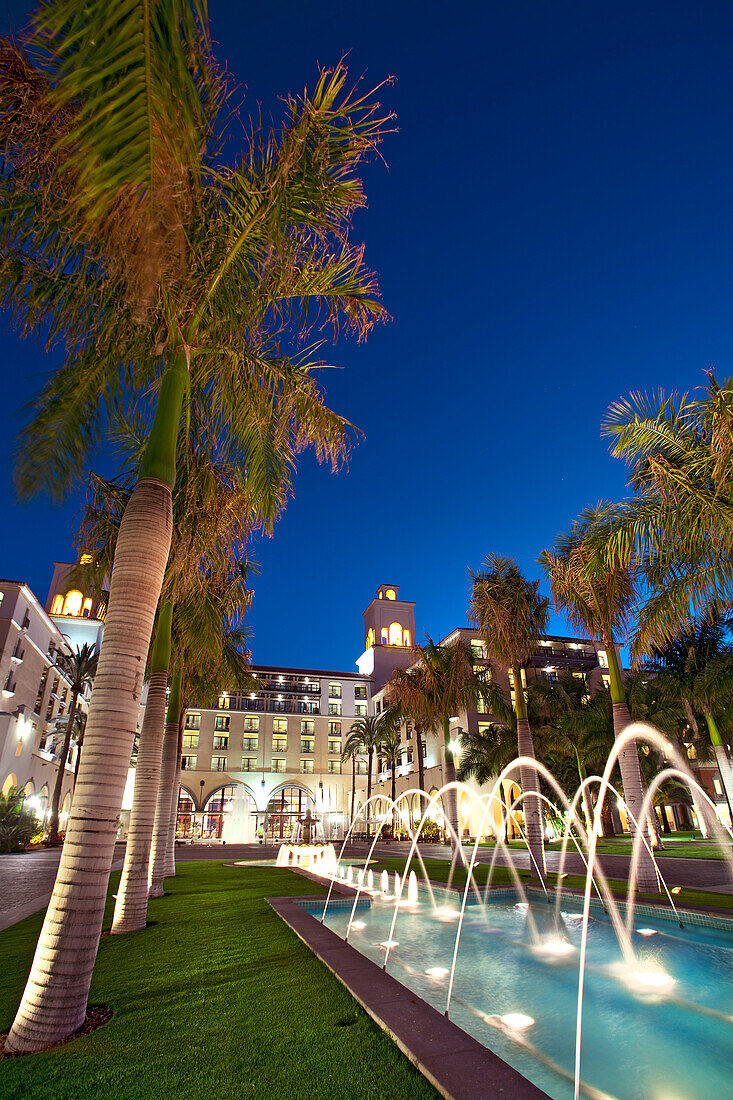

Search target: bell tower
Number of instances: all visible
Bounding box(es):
[357,584,416,691]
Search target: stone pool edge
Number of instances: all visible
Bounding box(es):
[268,889,549,1100]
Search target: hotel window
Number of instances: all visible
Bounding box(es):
[181,755,197,770]
[184,712,201,730]
[301,737,315,754]
[354,703,367,717]
[300,759,315,774]
[213,735,229,750]
[376,700,381,714]
[211,755,227,772]
[82,597,93,619]
[388,622,403,646]
[243,736,258,752]
[301,719,315,736]
[273,718,287,734]
[714,777,723,797]
[328,720,341,737]
[272,759,286,773]
[218,694,230,709]
[327,759,341,774]
[62,590,83,617]
[241,757,258,772]
[243,716,259,732]
[328,701,342,716]
[272,736,287,752]
[356,760,367,775]
[470,640,486,660]
[214,714,230,732]
[35,669,48,715]
[406,750,414,764]
[328,738,341,754]
[366,627,375,648]
[328,682,342,698]
[354,685,367,700]
[183,732,199,750]
[381,627,388,644]
[597,650,609,668]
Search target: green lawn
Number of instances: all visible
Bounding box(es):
[477,838,733,860]
[369,856,733,910]
[0,863,438,1100]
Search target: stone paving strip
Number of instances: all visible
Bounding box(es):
[268,885,549,1100]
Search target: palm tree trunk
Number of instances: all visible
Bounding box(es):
[605,643,659,892]
[415,722,425,794]
[576,755,594,838]
[672,725,714,837]
[47,689,79,844]
[442,717,461,856]
[163,716,184,878]
[149,668,182,898]
[350,756,356,826]
[366,748,373,837]
[706,713,733,827]
[4,476,174,1053]
[512,668,545,879]
[391,759,397,834]
[111,600,173,934]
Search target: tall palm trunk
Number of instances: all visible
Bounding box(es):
[442,717,461,856]
[512,669,545,879]
[111,601,173,934]
[575,753,594,838]
[47,687,79,843]
[679,702,714,837]
[149,668,182,898]
[164,716,184,878]
[4,352,185,1054]
[350,756,356,826]
[366,747,373,837]
[391,757,397,834]
[415,721,425,795]
[5,478,173,1052]
[605,643,659,892]
[706,713,733,827]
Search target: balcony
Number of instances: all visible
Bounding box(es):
[257,679,320,695]
[525,645,597,670]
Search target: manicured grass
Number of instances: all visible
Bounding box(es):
[479,838,733,859]
[0,862,438,1100]
[369,856,733,910]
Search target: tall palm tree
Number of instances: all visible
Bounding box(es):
[378,721,402,834]
[469,557,550,878]
[384,693,427,799]
[539,511,660,891]
[46,643,98,844]
[1,4,391,1051]
[344,713,395,836]
[644,619,733,825]
[389,638,496,854]
[599,373,733,660]
[341,734,364,828]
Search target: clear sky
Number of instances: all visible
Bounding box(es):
[2,1,733,671]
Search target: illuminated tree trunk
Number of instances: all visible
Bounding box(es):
[164,719,183,878]
[4,478,173,1052]
[442,717,461,857]
[47,688,80,844]
[605,644,659,892]
[149,669,182,897]
[511,669,545,880]
[111,601,172,934]
[706,713,733,827]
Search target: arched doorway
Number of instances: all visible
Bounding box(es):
[202,783,257,842]
[175,786,197,839]
[265,784,314,841]
[2,773,17,797]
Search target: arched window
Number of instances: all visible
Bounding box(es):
[50,594,64,615]
[62,590,83,617]
[403,630,411,647]
[388,622,403,647]
[385,589,396,600]
[366,627,375,648]
[380,627,388,645]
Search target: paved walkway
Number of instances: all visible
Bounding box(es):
[0,846,125,931]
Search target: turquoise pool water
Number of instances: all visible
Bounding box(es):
[310,888,733,1099]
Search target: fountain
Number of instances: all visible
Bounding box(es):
[221,783,255,843]
[275,807,337,873]
[309,723,733,1100]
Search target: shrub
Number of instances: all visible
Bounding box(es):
[0,786,39,853]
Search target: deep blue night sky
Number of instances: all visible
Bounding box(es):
[2,1,733,670]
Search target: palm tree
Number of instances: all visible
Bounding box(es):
[384,693,427,799]
[469,557,550,878]
[644,619,733,827]
[341,734,364,828]
[46,643,98,844]
[539,511,660,891]
[344,713,395,836]
[599,373,733,660]
[389,638,496,854]
[377,721,402,835]
[1,4,391,1051]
